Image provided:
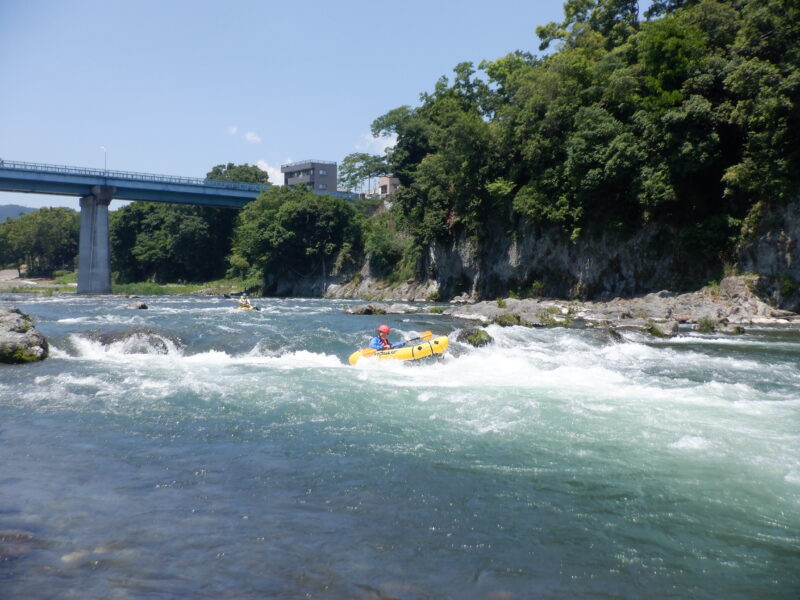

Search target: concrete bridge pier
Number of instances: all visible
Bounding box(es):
[77,185,115,294]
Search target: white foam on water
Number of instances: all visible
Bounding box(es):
[64,334,182,362]
[57,314,143,325]
[669,435,712,450]
[666,334,800,350]
[784,469,800,486]
[60,333,343,374]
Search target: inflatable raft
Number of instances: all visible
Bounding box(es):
[348,336,449,365]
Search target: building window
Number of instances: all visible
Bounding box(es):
[318,183,327,190]
[319,169,327,175]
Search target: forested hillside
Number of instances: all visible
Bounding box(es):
[350,0,799,301]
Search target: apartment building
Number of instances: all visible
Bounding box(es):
[280,160,337,192]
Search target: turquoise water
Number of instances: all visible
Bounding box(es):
[1,294,798,599]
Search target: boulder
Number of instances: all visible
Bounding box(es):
[457,328,493,347]
[348,303,388,315]
[127,301,148,309]
[0,307,49,363]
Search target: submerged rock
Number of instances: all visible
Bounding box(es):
[0,307,49,363]
[127,301,148,309]
[0,529,40,559]
[80,328,181,354]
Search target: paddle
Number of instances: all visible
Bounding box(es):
[360,331,432,358]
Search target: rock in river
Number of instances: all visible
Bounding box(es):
[0,307,49,363]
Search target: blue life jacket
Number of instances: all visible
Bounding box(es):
[369,336,390,350]
[368,336,406,350]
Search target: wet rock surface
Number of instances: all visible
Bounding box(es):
[457,328,494,347]
[0,307,49,363]
[347,276,800,337]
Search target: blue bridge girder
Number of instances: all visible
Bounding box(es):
[0,159,269,208]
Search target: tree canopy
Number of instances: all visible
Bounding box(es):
[228,186,364,293]
[371,0,799,275]
[108,163,270,283]
[0,207,79,275]
[206,162,271,184]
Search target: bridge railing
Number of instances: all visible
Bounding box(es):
[0,159,270,193]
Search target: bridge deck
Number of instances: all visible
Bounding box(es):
[0,160,269,208]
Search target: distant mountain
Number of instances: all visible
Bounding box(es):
[0,204,36,221]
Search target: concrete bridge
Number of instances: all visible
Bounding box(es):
[0,159,269,294]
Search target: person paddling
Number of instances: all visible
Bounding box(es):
[238,292,252,309]
[369,324,404,350]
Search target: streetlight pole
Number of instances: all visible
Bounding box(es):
[100,146,107,172]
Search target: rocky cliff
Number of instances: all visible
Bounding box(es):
[324,200,800,308]
[736,200,800,312]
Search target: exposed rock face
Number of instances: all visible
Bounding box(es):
[326,263,438,302]
[428,221,682,301]
[0,307,49,363]
[737,201,800,312]
[322,200,800,308]
[327,219,714,303]
[264,270,359,298]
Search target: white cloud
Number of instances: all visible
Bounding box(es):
[245,131,262,144]
[355,133,397,155]
[256,160,283,185]
[226,125,238,135]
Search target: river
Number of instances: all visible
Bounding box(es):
[1,293,798,599]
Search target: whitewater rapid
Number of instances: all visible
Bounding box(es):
[1,294,798,599]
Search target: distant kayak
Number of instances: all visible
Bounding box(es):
[348,336,449,365]
[235,305,260,311]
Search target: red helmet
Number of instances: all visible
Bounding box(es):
[378,324,390,334]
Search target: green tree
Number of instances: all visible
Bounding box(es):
[363,210,407,277]
[721,0,800,207]
[230,186,364,294]
[536,0,641,51]
[338,152,390,193]
[0,208,79,275]
[206,162,271,184]
[108,163,265,282]
[110,202,235,283]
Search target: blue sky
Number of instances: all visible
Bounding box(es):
[2,1,584,208]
